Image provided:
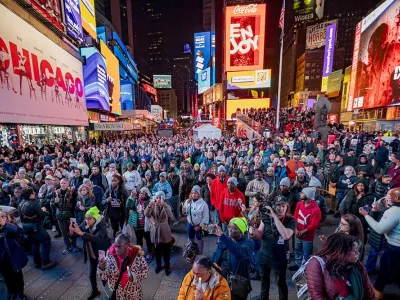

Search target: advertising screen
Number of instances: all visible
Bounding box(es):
[198,68,211,94]
[293,0,325,23]
[211,32,216,85]
[306,20,337,50]
[100,40,121,115]
[22,0,63,30]
[0,5,87,126]
[143,84,157,96]
[81,47,109,111]
[227,98,270,119]
[153,75,172,89]
[227,69,271,90]
[121,82,133,111]
[194,32,211,80]
[64,0,84,41]
[322,23,336,77]
[348,0,400,110]
[225,4,266,72]
[80,0,97,39]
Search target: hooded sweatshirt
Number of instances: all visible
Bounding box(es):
[294,200,321,242]
[183,198,210,226]
[210,175,229,211]
[219,188,245,223]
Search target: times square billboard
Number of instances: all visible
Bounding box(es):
[348,0,400,111]
[225,3,266,72]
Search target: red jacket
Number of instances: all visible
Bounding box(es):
[306,259,375,300]
[286,159,304,180]
[210,175,229,211]
[219,188,244,223]
[294,200,321,242]
[388,165,400,188]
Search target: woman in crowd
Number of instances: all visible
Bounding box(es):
[359,188,400,299]
[144,191,174,276]
[75,184,95,226]
[306,232,375,300]
[98,232,149,300]
[102,174,128,238]
[70,206,110,300]
[0,209,28,300]
[178,255,230,300]
[125,187,154,262]
[336,166,358,208]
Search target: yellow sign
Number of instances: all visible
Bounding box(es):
[227,99,270,119]
[100,41,121,115]
[227,70,271,90]
[80,0,96,39]
[321,76,328,93]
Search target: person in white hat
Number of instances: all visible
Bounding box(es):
[289,187,321,271]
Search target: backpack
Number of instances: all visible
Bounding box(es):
[183,240,199,263]
[292,256,325,300]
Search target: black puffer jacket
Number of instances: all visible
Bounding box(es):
[368,203,388,251]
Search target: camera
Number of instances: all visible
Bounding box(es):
[260,201,273,214]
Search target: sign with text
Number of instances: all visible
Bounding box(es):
[306,19,337,49]
[225,4,266,72]
[153,75,172,89]
[293,0,324,23]
[23,0,63,30]
[64,0,83,41]
[194,32,211,81]
[80,0,96,39]
[94,122,125,131]
[227,69,271,90]
[322,23,336,77]
[198,68,211,94]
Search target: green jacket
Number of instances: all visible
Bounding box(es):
[51,188,73,220]
[126,196,149,228]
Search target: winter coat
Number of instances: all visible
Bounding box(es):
[183,198,209,226]
[75,195,95,226]
[306,258,375,300]
[355,163,374,178]
[167,175,180,197]
[99,244,148,300]
[0,223,28,272]
[178,268,231,300]
[374,146,389,163]
[286,159,305,180]
[344,155,358,168]
[293,201,321,242]
[340,190,375,222]
[126,197,150,229]
[387,165,400,188]
[210,175,229,211]
[102,187,129,221]
[89,173,109,191]
[371,180,392,199]
[219,188,245,223]
[144,203,174,245]
[152,181,172,200]
[368,204,387,251]
[51,188,74,220]
[336,175,358,202]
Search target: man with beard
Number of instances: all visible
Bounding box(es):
[355,154,374,181]
[219,177,245,230]
[290,168,310,213]
[344,149,358,168]
[329,154,345,214]
[89,165,108,192]
[246,169,270,207]
[269,177,294,208]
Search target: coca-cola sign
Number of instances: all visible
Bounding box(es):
[233,4,258,15]
[225,4,266,72]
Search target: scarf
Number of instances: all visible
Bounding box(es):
[333,264,364,300]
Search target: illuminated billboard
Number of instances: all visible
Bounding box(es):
[293,0,325,23]
[100,41,121,115]
[322,23,336,77]
[225,4,266,72]
[348,0,400,111]
[121,82,133,111]
[227,98,270,119]
[22,0,63,30]
[198,68,211,94]
[153,75,172,89]
[194,32,211,80]
[227,69,271,90]
[64,0,83,41]
[81,47,109,111]
[80,0,97,39]
[306,20,337,50]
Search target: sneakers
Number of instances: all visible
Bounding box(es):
[71,246,81,253]
[155,266,162,274]
[42,261,57,270]
[52,225,56,232]
[145,254,153,263]
[165,269,171,276]
[250,271,260,280]
[87,290,101,300]
[173,220,179,226]
[54,233,62,238]
[63,246,72,255]
[288,265,300,272]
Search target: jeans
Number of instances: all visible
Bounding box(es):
[295,238,313,267]
[365,246,382,273]
[374,244,400,292]
[258,261,288,300]
[58,219,76,248]
[30,225,52,265]
[187,223,204,254]
[89,257,99,292]
[252,240,261,272]
[209,208,220,225]
[155,242,171,270]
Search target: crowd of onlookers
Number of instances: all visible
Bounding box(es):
[0,126,400,300]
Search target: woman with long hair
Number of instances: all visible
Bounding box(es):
[102,174,129,238]
[359,188,400,299]
[178,256,230,300]
[75,184,95,226]
[306,232,375,300]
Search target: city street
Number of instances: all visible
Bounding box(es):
[2,211,400,300]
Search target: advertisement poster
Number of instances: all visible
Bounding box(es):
[194,32,211,81]
[227,69,271,90]
[143,84,157,96]
[81,47,109,111]
[153,75,172,89]
[151,105,163,122]
[211,32,216,85]
[349,0,400,110]
[293,0,324,23]
[227,98,270,119]
[0,5,87,126]
[306,19,337,49]
[121,82,133,110]
[80,0,96,39]
[100,40,121,115]
[322,23,336,77]
[23,0,63,30]
[225,4,266,72]
[198,68,211,94]
[64,0,84,41]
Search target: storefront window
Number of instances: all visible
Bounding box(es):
[0,124,19,148]
[20,125,47,146]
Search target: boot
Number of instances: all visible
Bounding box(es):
[87,290,101,300]
[374,288,383,299]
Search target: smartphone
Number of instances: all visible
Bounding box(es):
[127,266,131,277]
[98,250,105,261]
[363,205,372,212]
[207,224,217,234]
[70,218,77,225]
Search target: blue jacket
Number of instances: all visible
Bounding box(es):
[152,181,172,200]
[2,162,17,176]
[375,146,389,163]
[212,234,253,278]
[0,223,28,272]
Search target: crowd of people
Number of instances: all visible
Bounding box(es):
[0,123,399,300]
